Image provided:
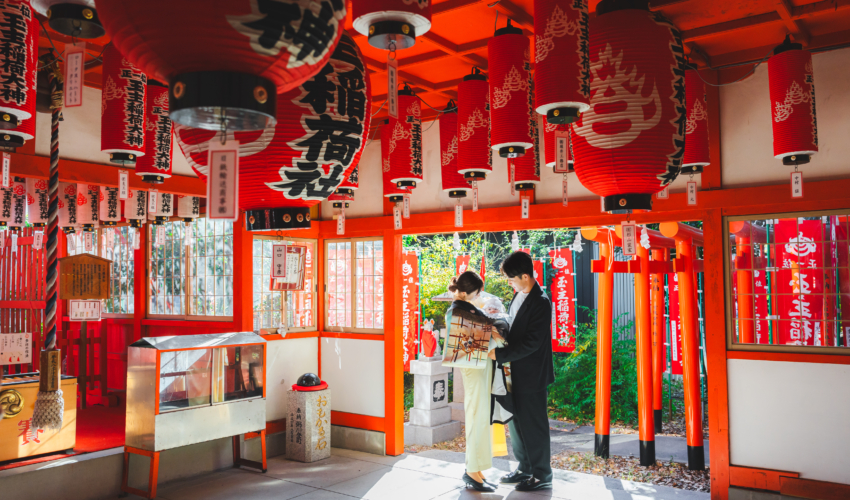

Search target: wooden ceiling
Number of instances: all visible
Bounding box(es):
[37,1,850,124]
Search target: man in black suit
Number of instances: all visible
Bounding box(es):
[488,251,555,491]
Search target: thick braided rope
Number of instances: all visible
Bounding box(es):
[44,68,60,350]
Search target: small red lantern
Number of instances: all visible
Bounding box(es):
[25,177,48,227]
[509,150,540,191]
[101,43,147,165]
[136,82,173,183]
[544,121,573,170]
[58,182,78,232]
[99,186,121,226]
[123,188,147,228]
[534,0,590,124]
[381,119,408,202]
[97,0,346,131]
[388,88,423,188]
[32,1,104,38]
[457,68,491,181]
[352,0,432,49]
[572,0,685,213]
[489,20,532,158]
[0,0,37,132]
[768,37,817,166]
[439,102,469,198]
[76,183,99,229]
[177,195,200,221]
[682,69,710,173]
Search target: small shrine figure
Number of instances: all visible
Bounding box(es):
[420,319,441,358]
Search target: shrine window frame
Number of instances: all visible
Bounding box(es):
[724,209,850,356]
[252,235,318,335]
[324,237,385,335]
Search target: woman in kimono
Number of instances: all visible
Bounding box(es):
[445,271,507,492]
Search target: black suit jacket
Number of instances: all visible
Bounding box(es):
[494,282,555,393]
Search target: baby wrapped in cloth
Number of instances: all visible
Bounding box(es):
[474,294,514,424]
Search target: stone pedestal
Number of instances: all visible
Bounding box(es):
[449,366,465,421]
[286,388,331,462]
[404,358,461,446]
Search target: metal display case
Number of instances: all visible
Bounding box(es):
[122,332,267,499]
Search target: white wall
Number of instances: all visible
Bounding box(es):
[720,47,850,187]
[319,337,385,417]
[265,337,319,421]
[727,358,850,484]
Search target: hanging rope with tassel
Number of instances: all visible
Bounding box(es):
[32,60,64,432]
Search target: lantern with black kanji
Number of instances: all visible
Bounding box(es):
[136,81,173,183]
[58,182,78,233]
[149,192,173,224]
[682,69,710,174]
[333,163,359,198]
[0,1,37,130]
[768,36,817,166]
[571,0,685,213]
[388,88,423,188]
[123,188,147,228]
[8,178,26,230]
[457,68,491,181]
[26,177,48,227]
[177,195,200,222]
[97,0,346,131]
[31,1,104,38]
[76,183,99,230]
[534,0,590,124]
[489,20,532,158]
[381,119,408,203]
[0,185,11,228]
[352,0,432,49]
[101,43,147,165]
[440,102,469,198]
[544,121,573,171]
[99,186,121,226]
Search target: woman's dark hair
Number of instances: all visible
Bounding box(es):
[501,251,534,278]
[448,271,484,295]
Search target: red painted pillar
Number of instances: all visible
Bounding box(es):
[650,249,668,434]
[634,242,655,465]
[734,234,754,344]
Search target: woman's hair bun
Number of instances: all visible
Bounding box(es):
[447,276,459,292]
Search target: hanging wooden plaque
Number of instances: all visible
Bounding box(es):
[58,254,112,300]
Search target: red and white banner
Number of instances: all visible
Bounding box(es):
[549,249,576,353]
[402,250,420,371]
[668,273,683,375]
[456,254,471,276]
[775,219,825,346]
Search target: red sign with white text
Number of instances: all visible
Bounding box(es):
[775,219,824,346]
[549,249,575,353]
[402,251,420,371]
[668,273,683,375]
[456,254,470,276]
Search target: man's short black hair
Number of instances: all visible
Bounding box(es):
[501,251,534,278]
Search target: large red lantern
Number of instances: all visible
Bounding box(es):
[58,182,78,232]
[381,119,408,202]
[97,0,346,131]
[534,0,590,124]
[489,21,532,158]
[135,82,173,183]
[101,43,147,165]
[388,89,423,188]
[352,0,432,50]
[572,0,685,213]
[544,121,574,170]
[768,37,817,166]
[31,1,104,38]
[25,177,48,227]
[0,0,37,131]
[682,69,710,173]
[439,103,469,198]
[457,68,491,181]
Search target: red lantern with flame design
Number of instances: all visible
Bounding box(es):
[136,82,173,183]
[76,183,100,230]
[544,121,573,170]
[571,0,685,213]
[489,21,532,158]
[25,177,48,227]
[381,119,408,202]
[8,178,26,230]
[97,0,346,131]
[352,0,432,50]
[0,0,37,136]
[534,0,590,124]
[388,89,423,188]
[457,68,491,181]
[682,69,710,173]
[768,38,817,166]
[101,43,147,165]
[439,102,469,198]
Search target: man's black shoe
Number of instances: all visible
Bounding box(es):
[514,477,553,491]
[500,469,533,484]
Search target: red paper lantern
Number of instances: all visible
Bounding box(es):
[489,21,532,158]
[768,38,818,165]
[25,177,48,227]
[544,121,574,170]
[457,68,491,181]
[439,103,469,198]
[99,186,121,226]
[101,43,147,165]
[58,182,78,232]
[97,0,346,131]
[534,0,590,124]
[388,89,423,188]
[5,114,35,149]
[32,1,104,38]
[136,82,173,183]
[76,183,100,229]
[177,195,200,221]
[509,150,540,191]
[572,0,685,213]
[0,1,37,132]
[682,69,710,173]
[352,0,432,49]
[123,188,147,228]
[381,119,408,202]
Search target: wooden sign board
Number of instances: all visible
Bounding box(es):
[58,254,112,300]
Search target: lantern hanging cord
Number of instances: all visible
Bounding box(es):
[38,19,109,70]
[686,44,775,87]
[371,98,387,117]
